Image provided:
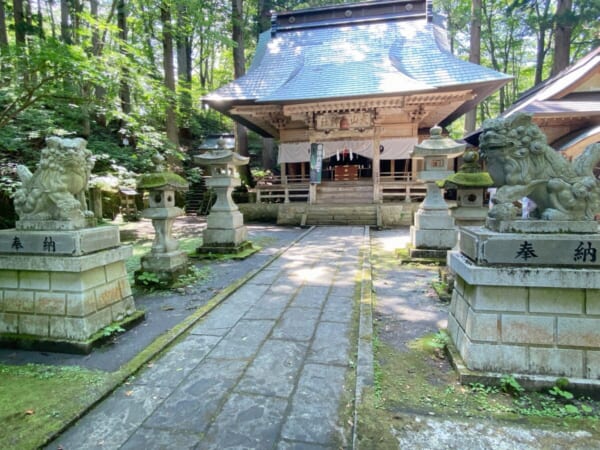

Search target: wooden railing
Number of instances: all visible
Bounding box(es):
[380,172,427,201]
[249,173,427,203]
[251,175,310,203]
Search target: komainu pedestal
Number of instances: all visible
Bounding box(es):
[0,225,140,353]
[449,224,600,382]
[449,115,600,387]
[0,137,141,353]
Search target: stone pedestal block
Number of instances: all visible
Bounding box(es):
[451,206,489,227]
[206,210,245,230]
[410,226,457,250]
[460,226,600,267]
[138,250,189,285]
[414,210,455,229]
[0,227,141,353]
[448,227,600,382]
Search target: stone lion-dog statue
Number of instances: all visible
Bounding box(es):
[479,113,600,221]
[13,136,95,222]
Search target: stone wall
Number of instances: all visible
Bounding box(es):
[238,203,278,223]
[0,245,136,351]
[448,252,600,379]
[275,203,417,227]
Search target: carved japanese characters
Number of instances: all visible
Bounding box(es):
[479,113,600,221]
[13,137,94,222]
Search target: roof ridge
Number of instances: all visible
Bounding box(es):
[271,0,428,35]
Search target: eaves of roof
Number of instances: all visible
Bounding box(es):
[554,125,600,151]
[204,17,510,107]
[503,46,600,118]
[520,98,600,117]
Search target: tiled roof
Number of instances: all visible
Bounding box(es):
[503,46,600,117]
[205,16,510,104]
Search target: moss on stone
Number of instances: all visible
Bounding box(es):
[137,172,188,190]
[442,171,494,189]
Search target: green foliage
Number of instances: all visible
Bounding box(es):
[136,271,164,287]
[101,324,126,338]
[549,386,574,401]
[175,266,212,287]
[500,374,525,397]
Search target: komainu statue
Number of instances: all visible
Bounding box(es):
[13,137,95,221]
[480,113,600,221]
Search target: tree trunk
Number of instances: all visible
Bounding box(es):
[551,0,572,76]
[533,1,553,86]
[257,0,273,34]
[46,0,57,39]
[117,0,131,115]
[71,0,80,44]
[176,3,192,143]
[161,0,180,149]
[262,137,275,170]
[232,0,245,79]
[13,0,26,45]
[232,0,252,185]
[464,0,481,133]
[0,0,9,48]
[60,0,71,43]
[36,0,44,38]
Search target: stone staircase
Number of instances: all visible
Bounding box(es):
[303,204,379,226]
[185,181,208,215]
[315,182,373,204]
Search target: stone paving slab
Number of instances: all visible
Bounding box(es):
[47,226,366,449]
[280,363,348,445]
[53,384,171,448]
[236,339,308,397]
[132,335,220,388]
[140,358,247,432]
[201,393,289,449]
[307,320,351,366]
[272,307,321,341]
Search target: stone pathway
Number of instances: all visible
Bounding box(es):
[47,226,366,450]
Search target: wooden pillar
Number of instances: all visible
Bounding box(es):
[279,161,290,203]
[306,136,316,204]
[281,162,287,184]
[372,130,381,203]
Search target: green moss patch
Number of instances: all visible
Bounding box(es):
[0,364,114,449]
[193,243,261,260]
[137,172,188,190]
[356,330,600,447]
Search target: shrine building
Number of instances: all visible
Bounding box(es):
[203,0,511,224]
[490,46,600,161]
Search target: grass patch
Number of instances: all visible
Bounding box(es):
[356,332,600,447]
[0,364,114,449]
[358,233,600,447]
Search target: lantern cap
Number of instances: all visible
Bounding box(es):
[412,125,466,158]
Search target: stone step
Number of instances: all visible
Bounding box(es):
[305,205,378,225]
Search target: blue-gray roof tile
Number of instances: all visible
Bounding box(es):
[206,14,510,104]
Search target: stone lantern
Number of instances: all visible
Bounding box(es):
[442,149,494,226]
[136,153,189,285]
[195,137,250,253]
[410,126,465,258]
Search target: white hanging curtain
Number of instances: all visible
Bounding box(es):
[379,138,418,160]
[278,137,417,163]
